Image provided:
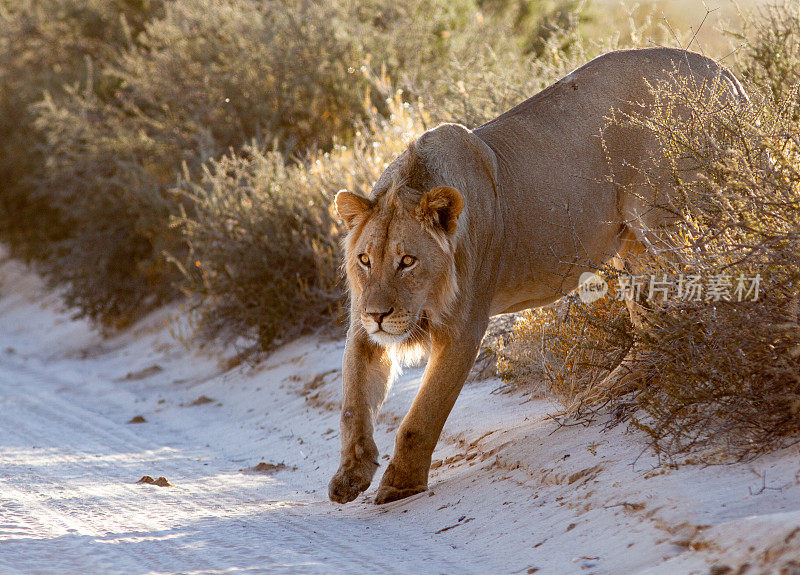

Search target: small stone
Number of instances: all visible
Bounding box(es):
[189,395,214,406]
[137,475,172,486]
[119,365,163,381]
[240,462,295,474]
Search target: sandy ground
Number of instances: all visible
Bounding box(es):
[1,251,800,575]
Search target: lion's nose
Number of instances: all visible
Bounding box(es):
[365,307,394,326]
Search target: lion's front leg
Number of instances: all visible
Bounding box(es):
[328,326,393,504]
[375,320,487,504]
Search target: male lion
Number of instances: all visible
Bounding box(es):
[329,47,746,504]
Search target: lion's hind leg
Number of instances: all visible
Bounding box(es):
[603,224,661,392]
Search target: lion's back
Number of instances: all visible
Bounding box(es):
[477,47,743,136]
[471,48,746,312]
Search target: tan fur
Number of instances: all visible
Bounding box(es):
[328,48,747,505]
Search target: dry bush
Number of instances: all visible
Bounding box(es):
[494,293,632,410]
[417,8,589,127]
[165,0,686,352]
[0,0,163,262]
[174,92,429,349]
[29,0,387,326]
[501,3,800,458]
[12,0,529,327]
[4,0,751,354]
[173,148,342,350]
[733,1,800,107]
[613,75,800,458]
[167,1,588,350]
[607,4,800,457]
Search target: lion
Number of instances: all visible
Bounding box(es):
[328,47,747,504]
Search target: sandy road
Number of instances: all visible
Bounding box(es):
[0,357,479,575]
[5,253,800,575]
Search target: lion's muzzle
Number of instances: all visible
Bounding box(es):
[361,307,416,346]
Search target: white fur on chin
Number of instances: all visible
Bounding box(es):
[367,330,409,348]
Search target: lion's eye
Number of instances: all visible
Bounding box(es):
[358,253,370,267]
[399,255,417,269]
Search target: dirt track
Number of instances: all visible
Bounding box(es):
[0,357,478,574]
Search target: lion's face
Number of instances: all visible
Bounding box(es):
[335,186,463,347]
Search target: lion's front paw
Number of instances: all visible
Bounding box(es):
[374,462,427,505]
[374,483,426,504]
[328,458,378,504]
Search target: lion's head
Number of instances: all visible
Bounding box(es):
[334,123,499,349]
[335,183,463,348]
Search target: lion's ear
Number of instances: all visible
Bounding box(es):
[335,191,372,230]
[419,186,463,235]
